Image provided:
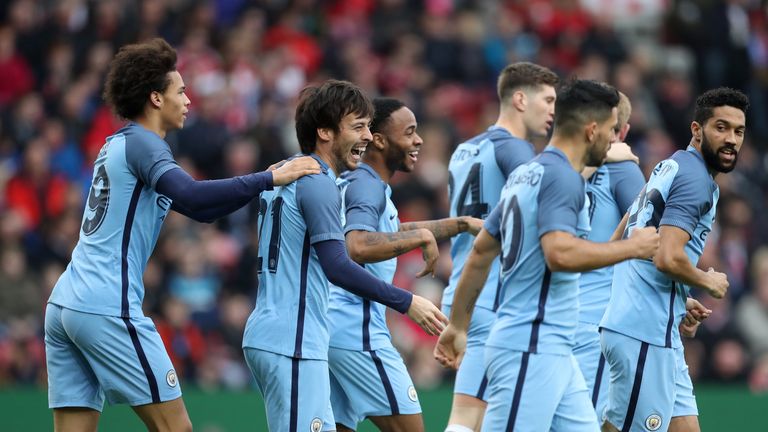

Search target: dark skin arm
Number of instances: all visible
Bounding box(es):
[399,216,483,241]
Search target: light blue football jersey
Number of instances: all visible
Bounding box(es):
[48,123,177,318]
[484,146,591,355]
[242,154,345,360]
[444,126,535,311]
[600,146,719,348]
[579,161,645,324]
[328,163,398,351]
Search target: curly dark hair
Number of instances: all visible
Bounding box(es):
[294,80,373,154]
[554,79,620,136]
[103,38,178,120]
[694,87,749,125]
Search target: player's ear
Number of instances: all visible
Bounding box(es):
[511,90,526,112]
[619,123,631,142]
[691,121,702,142]
[150,91,163,109]
[585,121,598,143]
[371,132,386,150]
[317,127,334,143]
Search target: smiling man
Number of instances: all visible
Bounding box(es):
[599,87,749,432]
[241,82,448,432]
[327,98,482,432]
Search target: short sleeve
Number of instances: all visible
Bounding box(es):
[483,201,503,240]
[608,161,646,214]
[537,168,585,237]
[495,138,536,178]
[297,175,345,244]
[343,175,386,234]
[125,133,179,189]
[659,164,711,237]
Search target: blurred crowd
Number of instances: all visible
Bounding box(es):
[1,0,768,395]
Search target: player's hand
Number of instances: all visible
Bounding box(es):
[628,226,660,259]
[605,142,639,164]
[680,297,712,337]
[460,216,484,236]
[415,229,439,278]
[269,156,321,186]
[705,267,729,299]
[406,295,448,336]
[433,323,467,369]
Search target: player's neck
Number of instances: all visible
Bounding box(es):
[495,114,527,141]
[362,153,393,183]
[313,144,343,176]
[549,136,587,173]
[134,114,167,139]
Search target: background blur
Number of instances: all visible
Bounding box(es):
[1,0,768,429]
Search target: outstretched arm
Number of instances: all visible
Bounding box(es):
[314,239,447,335]
[346,229,438,277]
[400,216,484,240]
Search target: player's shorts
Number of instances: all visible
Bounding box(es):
[482,347,599,432]
[441,304,495,400]
[45,303,182,410]
[328,345,420,430]
[244,348,334,432]
[574,321,610,422]
[600,329,698,432]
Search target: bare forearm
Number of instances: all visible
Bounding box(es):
[451,255,493,330]
[346,229,427,264]
[547,237,638,272]
[655,253,712,290]
[400,217,467,241]
[450,230,500,330]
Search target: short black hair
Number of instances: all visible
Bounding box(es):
[371,98,406,134]
[554,80,620,136]
[693,87,749,125]
[103,38,177,120]
[294,80,373,154]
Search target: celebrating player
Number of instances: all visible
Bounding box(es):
[435,80,659,432]
[241,81,447,432]
[600,88,748,432]
[44,38,319,432]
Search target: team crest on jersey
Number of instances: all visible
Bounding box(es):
[310,417,323,432]
[166,370,178,387]
[407,385,418,402]
[645,414,662,431]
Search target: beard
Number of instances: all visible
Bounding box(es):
[701,132,738,173]
[585,140,608,167]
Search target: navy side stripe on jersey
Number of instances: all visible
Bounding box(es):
[528,269,552,353]
[362,299,372,351]
[665,283,678,348]
[371,350,399,415]
[477,374,489,400]
[623,342,649,432]
[121,182,144,318]
[506,352,531,431]
[293,233,311,358]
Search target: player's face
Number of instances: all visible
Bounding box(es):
[523,85,556,138]
[332,112,373,173]
[698,105,746,174]
[586,107,618,167]
[383,107,423,173]
[159,71,190,131]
